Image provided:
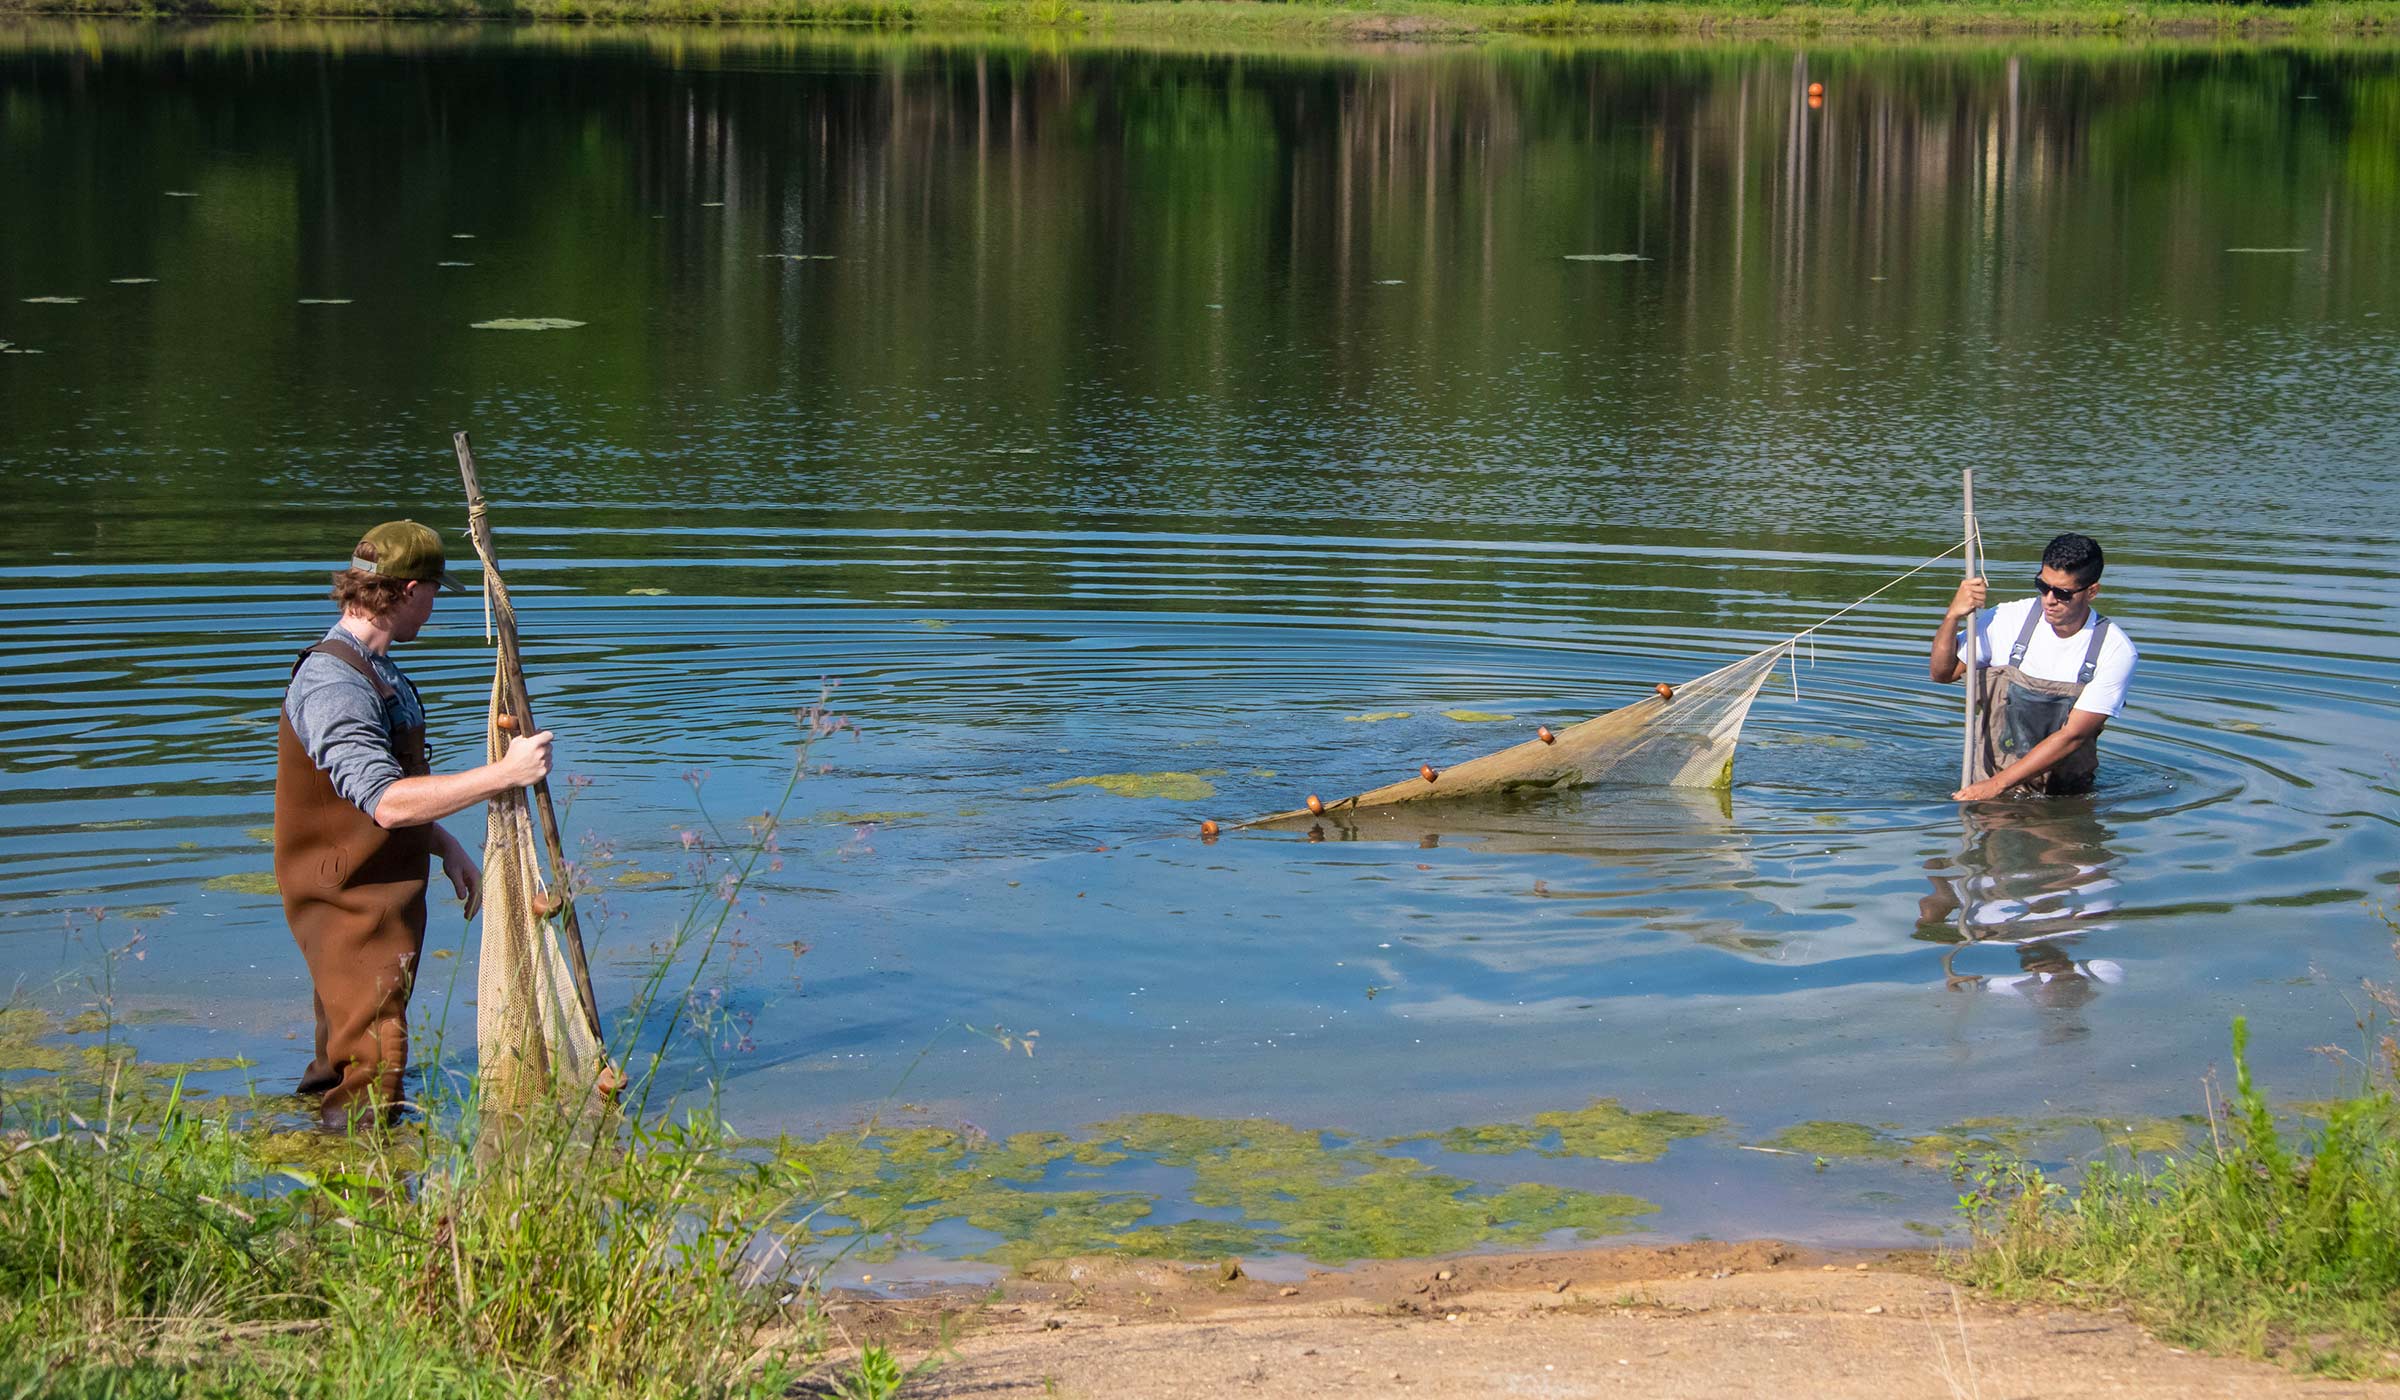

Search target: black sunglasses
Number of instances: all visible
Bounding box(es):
[2032,578,2090,602]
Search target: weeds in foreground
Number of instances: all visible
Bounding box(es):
[1949,1015,2400,1376]
[0,697,886,1398]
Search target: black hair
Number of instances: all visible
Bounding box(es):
[2041,533,2105,589]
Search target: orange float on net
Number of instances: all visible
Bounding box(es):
[534,892,564,918]
[496,713,520,734]
[1306,794,1325,816]
[1420,763,1439,784]
[1200,820,1220,839]
[1537,725,1555,745]
[1808,80,1825,96]
[1655,683,1675,702]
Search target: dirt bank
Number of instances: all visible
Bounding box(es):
[819,1242,2400,1398]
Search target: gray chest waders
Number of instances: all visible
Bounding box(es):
[1967,608,2113,797]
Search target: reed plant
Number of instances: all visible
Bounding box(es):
[1950,964,2400,1376]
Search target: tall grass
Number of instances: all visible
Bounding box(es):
[1951,1006,2400,1375]
[0,698,878,1398]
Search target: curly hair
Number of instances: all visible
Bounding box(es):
[2041,533,2106,589]
[331,569,411,620]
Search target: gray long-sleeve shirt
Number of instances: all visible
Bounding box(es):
[283,624,426,819]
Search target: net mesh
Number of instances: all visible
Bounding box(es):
[1245,643,1792,826]
[474,667,608,1122]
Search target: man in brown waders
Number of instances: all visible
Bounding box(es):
[275,521,555,1130]
[1930,532,2139,803]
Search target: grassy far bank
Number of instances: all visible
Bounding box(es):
[1,0,2397,40]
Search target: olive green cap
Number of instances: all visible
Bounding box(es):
[348,520,467,593]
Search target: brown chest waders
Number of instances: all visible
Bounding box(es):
[1967,608,2113,797]
[273,641,433,1130]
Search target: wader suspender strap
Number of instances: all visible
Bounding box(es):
[2006,608,2113,686]
[2077,617,2113,685]
[299,638,395,700]
[296,639,431,769]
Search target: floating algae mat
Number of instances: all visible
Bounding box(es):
[1046,770,1220,801]
[1407,1099,1725,1161]
[1761,1116,2199,1165]
[778,1112,1660,1267]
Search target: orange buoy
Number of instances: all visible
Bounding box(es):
[1200,820,1220,839]
[534,892,563,918]
[1655,683,1675,702]
[1807,80,1824,97]
[1306,794,1325,816]
[1537,725,1555,745]
[1420,763,1438,784]
[496,713,520,733]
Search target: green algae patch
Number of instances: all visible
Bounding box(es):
[1428,1099,1722,1162]
[245,825,276,844]
[1344,711,1412,723]
[1441,710,1516,723]
[202,871,280,896]
[1085,1114,1654,1262]
[1535,1100,1724,1161]
[813,810,929,826]
[1763,1115,2197,1166]
[1047,771,1217,801]
[1763,1121,1917,1160]
[771,1111,1658,1269]
[612,869,673,887]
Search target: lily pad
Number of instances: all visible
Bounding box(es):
[22,296,81,304]
[1441,710,1515,723]
[1344,711,1412,723]
[1565,253,1649,262]
[471,318,586,331]
[1048,771,1217,801]
[201,871,280,896]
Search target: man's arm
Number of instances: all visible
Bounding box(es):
[372,731,555,829]
[1931,577,1987,683]
[1953,710,2107,802]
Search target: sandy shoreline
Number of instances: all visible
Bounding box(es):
[818,1241,2400,1398]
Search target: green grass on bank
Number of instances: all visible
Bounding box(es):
[0,1086,843,1399]
[1949,1015,2400,1378]
[1,0,2396,39]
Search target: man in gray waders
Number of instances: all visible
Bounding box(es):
[1930,533,2139,803]
[275,520,556,1130]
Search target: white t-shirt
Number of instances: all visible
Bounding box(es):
[1969,597,2139,718]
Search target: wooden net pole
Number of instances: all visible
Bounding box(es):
[1960,468,1980,792]
[454,430,606,1044]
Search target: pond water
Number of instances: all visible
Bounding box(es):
[3,21,2398,1274]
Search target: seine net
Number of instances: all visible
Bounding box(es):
[1245,643,1793,826]
[474,670,610,1120]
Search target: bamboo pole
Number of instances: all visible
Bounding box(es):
[453,431,605,1044]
